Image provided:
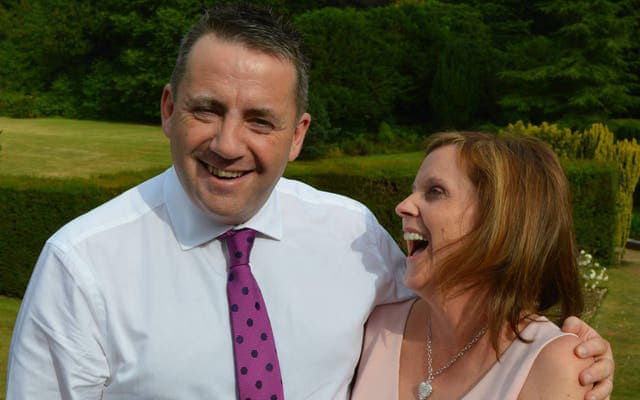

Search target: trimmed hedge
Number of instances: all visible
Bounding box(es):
[0,170,164,298]
[0,161,617,298]
[563,161,619,265]
[505,121,640,263]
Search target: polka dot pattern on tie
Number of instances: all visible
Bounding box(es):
[221,228,285,400]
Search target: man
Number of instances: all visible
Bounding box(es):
[7,3,613,399]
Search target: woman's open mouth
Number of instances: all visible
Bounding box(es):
[404,232,429,256]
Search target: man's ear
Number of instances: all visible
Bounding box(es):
[288,112,311,161]
[160,84,174,138]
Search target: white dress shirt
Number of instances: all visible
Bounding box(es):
[7,167,411,399]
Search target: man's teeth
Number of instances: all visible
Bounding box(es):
[207,165,243,178]
[404,232,426,241]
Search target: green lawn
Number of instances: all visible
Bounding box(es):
[590,254,640,399]
[0,117,171,177]
[0,116,423,180]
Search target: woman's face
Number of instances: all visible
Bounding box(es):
[396,145,479,292]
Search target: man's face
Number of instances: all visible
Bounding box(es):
[161,34,310,225]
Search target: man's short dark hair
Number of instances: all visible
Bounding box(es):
[170,2,309,116]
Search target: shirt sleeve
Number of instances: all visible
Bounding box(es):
[364,210,414,306]
[6,243,110,399]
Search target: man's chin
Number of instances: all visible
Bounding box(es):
[195,196,256,226]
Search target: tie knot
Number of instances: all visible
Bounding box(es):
[220,228,256,267]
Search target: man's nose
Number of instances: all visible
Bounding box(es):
[209,117,245,160]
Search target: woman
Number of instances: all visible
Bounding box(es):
[352,132,596,399]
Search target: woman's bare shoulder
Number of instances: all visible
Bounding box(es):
[518,334,594,400]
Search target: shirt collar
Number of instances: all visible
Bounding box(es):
[164,167,283,250]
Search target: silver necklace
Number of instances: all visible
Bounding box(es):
[417,318,487,400]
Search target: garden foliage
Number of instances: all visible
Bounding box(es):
[0,162,618,297]
[2,0,637,155]
[504,121,640,263]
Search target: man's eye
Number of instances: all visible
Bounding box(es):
[250,119,274,129]
[192,108,221,119]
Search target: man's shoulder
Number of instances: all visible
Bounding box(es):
[275,177,373,216]
[48,170,169,252]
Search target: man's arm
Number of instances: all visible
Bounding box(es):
[562,316,614,400]
[6,244,109,399]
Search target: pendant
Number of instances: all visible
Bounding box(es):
[418,380,432,399]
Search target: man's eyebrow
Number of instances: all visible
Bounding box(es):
[245,108,285,126]
[185,96,226,112]
[245,108,275,118]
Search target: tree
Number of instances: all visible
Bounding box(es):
[498,0,639,126]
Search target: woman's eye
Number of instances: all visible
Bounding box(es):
[426,186,445,197]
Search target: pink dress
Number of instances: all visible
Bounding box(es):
[351,299,574,399]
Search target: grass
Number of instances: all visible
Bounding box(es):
[590,252,640,399]
[0,116,423,180]
[0,117,171,177]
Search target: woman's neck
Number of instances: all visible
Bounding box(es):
[417,286,489,355]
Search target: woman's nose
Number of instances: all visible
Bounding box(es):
[395,194,418,218]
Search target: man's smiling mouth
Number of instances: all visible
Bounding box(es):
[199,160,248,179]
[207,165,244,178]
[404,232,429,256]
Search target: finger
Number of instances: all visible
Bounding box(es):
[579,358,614,386]
[575,338,611,359]
[583,378,613,400]
[562,316,593,338]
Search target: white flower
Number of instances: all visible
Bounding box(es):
[577,251,607,290]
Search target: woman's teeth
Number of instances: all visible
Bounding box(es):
[404,232,426,241]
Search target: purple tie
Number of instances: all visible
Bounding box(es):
[220,228,284,400]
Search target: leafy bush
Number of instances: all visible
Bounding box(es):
[296,6,410,133]
[0,159,618,297]
[607,119,640,141]
[0,92,40,118]
[340,134,376,156]
[297,91,341,160]
[631,212,640,239]
[503,120,580,159]
[564,160,619,265]
[504,121,640,263]
[296,2,494,133]
[582,124,640,262]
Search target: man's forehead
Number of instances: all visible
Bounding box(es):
[187,33,294,72]
[181,35,294,87]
